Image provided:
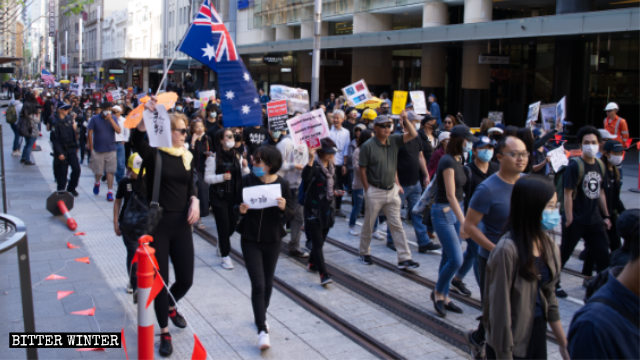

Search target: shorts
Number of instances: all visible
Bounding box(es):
[90,151,117,175]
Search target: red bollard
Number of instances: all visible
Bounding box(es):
[57,200,77,230]
[137,235,155,360]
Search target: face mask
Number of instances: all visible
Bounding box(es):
[234,133,242,142]
[582,144,599,158]
[176,106,183,112]
[224,140,235,149]
[541,209,561,230]
[609,154,623,166]
[209,112,217,119]
[272,131,281,140]
[379,107,389,115]
[102,110,111,116]
[413,122,420,131]
[252,165,265,177]
[463,141,473,153]
[477,149,494,163]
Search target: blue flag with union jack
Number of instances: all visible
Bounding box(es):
[178,0,261,128]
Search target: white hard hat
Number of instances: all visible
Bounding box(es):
[604,102,618,111]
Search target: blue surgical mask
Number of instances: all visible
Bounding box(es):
[272,131,282,140]
[464,141,473,153]
[477,149,494,163]
[176,106,183,112]
[541,209,561,230]
[252,166,265,177]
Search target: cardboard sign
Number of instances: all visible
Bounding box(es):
[286,109,330,148]
[105,92,113,102]
[488,111,503,124]
[292,143,309,167]
[198,89,216,105]
[341,79,372,106]
[540,103,557,131]
[392,91,408,115]
[110,90,121,101]
[548,145,569,173]
[269,84,310,115]
[526,101,541,126]
[242,184,282,209]
[410,91,427,115]
[267,100,289,132]
[142,104,171,148]
[556,96,566,131]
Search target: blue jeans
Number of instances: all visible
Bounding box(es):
[387,181,432,247]
[115,142,125,183]
[431,201,463,296]
[9,122,21,151]
[456,238,480,286]
[21,137,36,162]
[349,188,378,230]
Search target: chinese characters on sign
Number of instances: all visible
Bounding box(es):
[242,184,282,209]
[267,100,289,132]
[142,104,172,148]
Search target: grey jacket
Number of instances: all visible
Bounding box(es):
[483,233,561,359]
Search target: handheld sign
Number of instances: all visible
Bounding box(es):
[242,184,282,209]
[269,84,310,115]
[392,91,408,115]
[556,96,566,131]
[110,90,121,101]
[526,101,541,127]
[548,145,569,173]
[342,79,372,106]
[142,104,171,148]
[540,103,557,131]
[286,109,330,149]
[267,100,289,132]
[410,91,427,114]
[198,89,216,105]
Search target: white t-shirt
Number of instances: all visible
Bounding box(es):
[329,126,350,166]
[114,116,130,142]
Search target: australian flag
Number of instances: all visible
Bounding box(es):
[178,0,261,128]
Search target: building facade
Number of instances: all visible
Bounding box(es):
[0,0,26,77]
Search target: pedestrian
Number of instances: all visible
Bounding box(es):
[360,108,377,130]
[88,101,121,201]
[188,118,212,230]
[78,106,93,165]
[204,103,222,138]
[358,112,420,270]
[325,92,336,111]
[427,93,441,126]
[427,131,450,180]
[50,103,80,196]
[328,109,350,217]
[205,128,249,270]
[556,126,611,298]
[343,107,359,136]
[349,129,382,236]
[417,114,438,167]
[483,175,569,360]
[568,209,639,360]
[430,125,476,317]
[112,105,129,184]
[131,110,200,357]
[600,140,626,251]
[237,145,293,350]
[603,102,629,146]
[442,114,455,132]
[19,92,40,165]
[303,138,339,286]
[464,135,528,356]
[113,153,144,300]
[6,99,21,157]
[244,124,269,161]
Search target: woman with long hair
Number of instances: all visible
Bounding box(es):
[19,91,41,165]
[188,118,212,230]
[204,127,249,270]
[484,175,569,360]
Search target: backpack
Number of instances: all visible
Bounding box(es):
[554,157,605,213]
[5,104,16,124]
[17,113,33,137]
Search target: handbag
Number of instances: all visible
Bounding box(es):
[119,151,163,238]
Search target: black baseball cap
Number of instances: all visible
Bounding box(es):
[604,140,624,153]
[57,103,71,110]
[473,136,494,149]
[450,124,478,142]
[100,101,112,109]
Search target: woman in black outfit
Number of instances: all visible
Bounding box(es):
[131,111,200,357]
[303,138,338,286]
[188,118,212,230]
[237,145,293,351]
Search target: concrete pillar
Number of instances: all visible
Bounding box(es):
[421,1,448,94]
[297,52,312,84]
[351,13,392,91]
[127,63,133,86]
[262,28,276,42]
[463,0,492,24]
[301,21,328,39]
[275,25,294,41]
[353,12,392,33]
[423,0,448,27]
[142,64,149,92]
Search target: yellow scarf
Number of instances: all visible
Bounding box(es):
[159,146,193,171]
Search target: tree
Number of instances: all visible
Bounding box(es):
[61,0,94,16]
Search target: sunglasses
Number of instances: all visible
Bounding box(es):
[173,128,188,135]
[375,123,392,129]
[224,134,234,139]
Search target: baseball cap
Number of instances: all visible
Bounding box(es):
[438,131,451,143]
[111,105,123,113]
[354,123,367,131]
[487,126,504,135]
[598,129,616,140]
[604,102,619,111]
[407,110,424,122]
[450,124,477,142]
[127,153,143,175]
[473,136,494,149]
[604,140,624,153]
[374,115,393,125]
[405,103,413,109]
[57,103,71,110]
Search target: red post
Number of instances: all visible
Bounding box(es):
[56,200,77,230]
[137,235,155,360]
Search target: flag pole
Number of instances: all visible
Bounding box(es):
[155,9,195,95]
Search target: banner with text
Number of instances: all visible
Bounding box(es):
[410,91,427,114]
[526,101,541,126]
[142,104,172,148]
[267,100,289,132]
[286,109,330,149]
[243,184,282,209]
[392,91,408,115]
[270,85,310,115]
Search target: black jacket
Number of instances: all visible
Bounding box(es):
[302,161,336,229]
[50,115,78,156]
[602,160,625,218]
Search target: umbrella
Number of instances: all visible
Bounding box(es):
[59,79,70,84]
[355,97,383,110]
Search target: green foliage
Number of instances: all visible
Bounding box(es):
[61,0,94,16]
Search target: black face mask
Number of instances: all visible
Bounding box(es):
[234,133,242,142]
[379,107,389,115]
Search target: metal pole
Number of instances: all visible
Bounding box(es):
[0,124,6,213]
[162,0,168,91]
[97,5,102,85]
[17,238,37,359]
[310,0,322,107]
[64,30,68,80]
[79,16,83,80]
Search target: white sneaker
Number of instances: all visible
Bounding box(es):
[221,256,234,270]
[372,231,385,240]
[258,331,270,351]
[349,227,360,236]
[11,150,20,157]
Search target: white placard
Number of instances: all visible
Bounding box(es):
[292,143,309,167]
[410,91,428,115]
[242,184,282,210]
[526,101,541,126]
[548,145,568,173]
[286,109,331,148]
[110,90,121,101]
[142,104,172,148]
[198,89,216,104]
[556,96,566,128]
[540,103,557,131]
[341,79,372,106]
[269,84,310,115]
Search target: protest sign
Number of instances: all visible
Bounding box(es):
[410,91,427,114]
[270,85,310,115]
[341,79,372,107]
[70,82,80,96]
[267,100,289,132]
[292,144,309,167]
[105,92,113,102]
[540,103,557,131]
[556,96,566,131]
[392,91,408,115]
[198,89,216,105]
[243,184,282,210]
[548,145,569,173]
[142,104,171,148]
[526,101,541,126]
[110,90,121,101]
[286,109,330,149]
[488,111,503,124]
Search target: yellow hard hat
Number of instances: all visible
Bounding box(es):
[362,108,377,121]
[127,153,143,175]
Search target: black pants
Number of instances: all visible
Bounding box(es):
[212,198,236,257]
[335,165,345,210]
[486,315,547,359]
[151,211,194,329]
[53,151,80,192]
[195,172,209,217]
[79,137,90,164]
[241,238,281,333]
[122,232,138,290]
[561,220,609,276]
[305,219,329,276]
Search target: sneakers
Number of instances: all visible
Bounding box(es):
[360,255,373,265]
[372,231,385,240]
[257,331,270,351]
[24,160,35,166]
[126,284,133,294]
[93,182,100,195]
[221,256,234,270]
[106,192,114,202]
[320,274,333,286]
[451,278,472,297]
[555,286,568,298]
[307,263,318,273]
[11,150,20,157]
[418,242,442,253]
[168,308,187,328]
[288,249,309,258]
[159,333,173,357]
[68,190,79,197]
[467,329,486,360]
[397,259,420,270]
[349,227,360,236]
